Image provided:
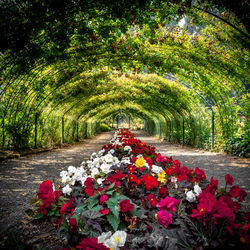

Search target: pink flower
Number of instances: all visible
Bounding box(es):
[157,196,180,213]
[225,174,234,186]
[157,210,172,228]
[99,194,109,204]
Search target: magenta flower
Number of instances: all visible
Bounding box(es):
[158,210,173,228]
[157,196,180,213]
[99,194,109,204]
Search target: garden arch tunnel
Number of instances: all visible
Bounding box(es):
[0,0,249,153]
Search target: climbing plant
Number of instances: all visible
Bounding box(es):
[0,0,249,155]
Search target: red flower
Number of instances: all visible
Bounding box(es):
[191,193,217,220]
[84,177,94,188]
[76,238,109,250]
[225,174,234,186]
[99,194,109,204]
[239,223,250,244]
[52,191,61,201]
[120,199,134,213]
[244,212,250,222]
[38,180,53,200]
[128,166,135,173]
[173,160,181,167]
[99,208,109,215]
[129,174,137,183]
[85,187,95,197]
[157,196,180,213]
[194,167,206,180]
[155,154,168,163]
[60,198,75,215]
[230,185,247,202]
[159,186,169,198]
[141,196,145,207]
[157,210,173,228]
[43,197,54,208]
[147,194,158,207]
[143,174,159,191]
[69,218,78,231]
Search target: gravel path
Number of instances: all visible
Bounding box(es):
[0,131,113,235]
[134,130,250,210]
[0,130,249,247]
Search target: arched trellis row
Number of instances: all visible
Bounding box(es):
[0,0,249,155]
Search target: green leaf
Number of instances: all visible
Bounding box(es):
[33,213,43,220]
[107,198,120,218]
[107,214,120,231]
[131,207,140,217]
[82,210,104,219]
[91,205,102,212]
[47,210,54,216]
[25,209,34,216]
[74,203,87,215]
[87,194,99,210]
[100,172,106,177]
[107,182,116,191]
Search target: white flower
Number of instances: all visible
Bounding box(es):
[194,184,202,196]
[80,176,88,186]
[108,149,115,154]
[186,190,196,202]
[124,146,132,152]
[100,163,112,174]
[62,184,72,195]
[68,166,77,176]
[60,170,68,178]
[104,153,113,163]
[92,158,100,168]
[98,231,112,244]
[80,160,85,166]
[171,177,178,183]
[151,165,163,174]
[97,178,104,185]
[97,149,105,157]
[61,175,71,184]
[91,167,100,177]
[91,152,97,159]
[102,231,127,250]
[73,168,85,181]
[121,157,131,165]
[144,162,150,169]
[113,156,119,165]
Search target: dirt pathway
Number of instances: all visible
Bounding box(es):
[134,130,250,210]
[0,131,113,236]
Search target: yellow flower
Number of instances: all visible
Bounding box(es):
[157,170,166,184]
[135,157,146,168]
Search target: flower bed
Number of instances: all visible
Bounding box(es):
[28,129,250,249]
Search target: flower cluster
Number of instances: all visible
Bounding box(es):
[29,129,250,249]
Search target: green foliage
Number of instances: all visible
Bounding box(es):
[224,134,250,157]
[0,1,249,154]
[99,123,111,132]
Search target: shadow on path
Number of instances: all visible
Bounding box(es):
[134,130,250,210]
